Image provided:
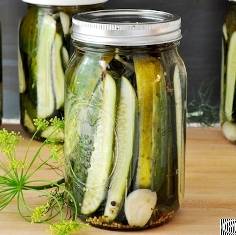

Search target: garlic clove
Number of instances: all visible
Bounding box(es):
[125,189,157,227]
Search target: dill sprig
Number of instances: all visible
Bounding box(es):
[50,220,87,235]
[0,118,86,235]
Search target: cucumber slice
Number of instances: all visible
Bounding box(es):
[52,33,65,110]
[61,46,69,70]
[18,22,26,94]
[104,76,137,221]
[222,121,236,142]
[65,83,102,212]
[124,189,157,227]
[59,12,70,36]
[21,95,37,133]
[134,56,161,189]
[152,61,168,192]
[18,47,26,94]
[223,23,228,42]
[41,126,64,142]
[36,15,56,118]
[81,74,116,215]
[173,65,185,205]
[23,110,36,133]
[220,39,226,123]
[65,54,104,159]
[225,32,236,121]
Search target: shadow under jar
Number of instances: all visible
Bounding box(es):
[221,0,236,143]
[65,9,187,231]
[18,0,108,141]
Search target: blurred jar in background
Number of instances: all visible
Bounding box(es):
[18,0,108,141]
[221,0,236,143]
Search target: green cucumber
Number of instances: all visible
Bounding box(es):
[36,15,56,118]
[20,8,57,116]
[65,82,103,208]
[21,95,37,133]
[220,39,226,123]
[52,33,65,110]
[81,74,116,215]
[59,12,70,36]
[61,46,69,70]
[134,56,160,189]
[223,23,228,42]
[18,47,26,94]
[18,22,26,94]
[68,54,103,96]
[225,32,236,121]
[23,110,36,133]
[173,65,185,205]
[41,126,64,142]
[104,76,137,221]
[151,61,168,192]
[65,54,104,160]
[19,8,37,100]
[222,121,236,142]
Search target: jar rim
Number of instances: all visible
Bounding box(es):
[22,0,108,6]
[72,9,182,46]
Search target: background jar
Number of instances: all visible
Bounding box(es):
[221,0,236,143]
[18,0,108,141]
[65,9,187,231]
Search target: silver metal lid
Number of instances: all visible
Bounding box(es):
[72,9,182,46]
[22,0,108,6]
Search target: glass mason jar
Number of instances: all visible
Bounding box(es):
[221,0,236,143]
[18,0,108,141]
[65,10,187,230]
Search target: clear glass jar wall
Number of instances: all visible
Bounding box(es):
[65,10,187,230]
[18,1,106,140]
[221,1,236,143]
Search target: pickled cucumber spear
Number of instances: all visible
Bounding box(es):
[104,76,137,221]
[18,44,26,94]
[35,15,57,118]
[134,56,164,189]
[152,61,168,192]
[173,65,185,205]
[20,10,57,118]
[225,32,236,121]
[65,54,107,210]
[220,39,226,123]
[19,8,70,121]
[81,74,117,215]
[52,34,65,110]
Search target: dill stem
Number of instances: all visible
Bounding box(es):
[24,178,65,191]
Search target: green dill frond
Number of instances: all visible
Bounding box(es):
[46,142,64,162]
[50,117,65,130]
[0,122,79,232]
[31,203,50,223]
[33,118,50,131]
[10,159,25,170]
[50,220,87,235]
[0,129,21,155]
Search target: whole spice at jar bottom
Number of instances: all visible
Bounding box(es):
[85,211,175,231]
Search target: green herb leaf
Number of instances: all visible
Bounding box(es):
[50,220,87,235]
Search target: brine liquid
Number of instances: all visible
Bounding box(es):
[65,48,186,230]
